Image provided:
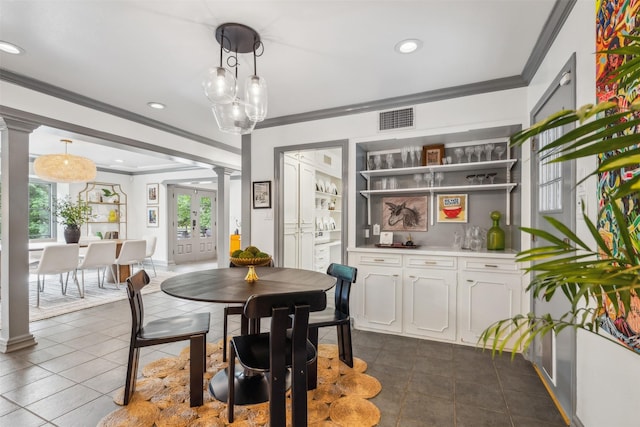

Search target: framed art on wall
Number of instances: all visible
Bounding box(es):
[253,181,271,209]
[436,194,467,223]
[146,183,159,205]
[381,196,428,231]
[422,144,445,166]
[146,206,159,227]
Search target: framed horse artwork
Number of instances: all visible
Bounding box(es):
[381,196,428,231]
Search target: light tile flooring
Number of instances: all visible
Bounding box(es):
[0,262,566,426]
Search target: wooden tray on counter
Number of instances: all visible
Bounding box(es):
[375,243,420,249]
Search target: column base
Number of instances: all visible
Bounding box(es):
[0,333,37,353]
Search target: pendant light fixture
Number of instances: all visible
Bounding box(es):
[203,23,267,134]
[33,139,97,183]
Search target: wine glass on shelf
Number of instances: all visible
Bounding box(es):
[454,148,464,164]
[484,143,494,161]
[408,149,416,167]
[414,146,422,167]
[494,144,506,160]
[424,172,434,187]
[435,172,444,186]
[487,173,497,184]
[413,173,423,187]
[401,147,408,168]
[474,145,483,162]
[476,174,485,185]
[374,154,382,170]
[464,146,474,163]
[466,174,476,185]
[386,153,394,169]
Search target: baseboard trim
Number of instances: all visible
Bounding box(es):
[532,363,571,426]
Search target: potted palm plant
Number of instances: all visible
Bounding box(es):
[480,28,640,355]
[52,196,93,243]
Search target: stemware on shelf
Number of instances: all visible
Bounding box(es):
[476,174,485,185]
[374,154,382,170]
[414,146,422,167]
[408,149,416,167]
[464,146,474,163]
[386,153,394,169]
[474,145,483,162]
[487,173,497,184]
[401,147,409,168]
[413,173,422,187]
[424,172,434,187]
[484,143,494,161]
[435,172,444,186]
[466,174,476,185]
[454,148,464,164]
[494,144,506,160]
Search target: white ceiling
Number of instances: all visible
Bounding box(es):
[0,0,560,173]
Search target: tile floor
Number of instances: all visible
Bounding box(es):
[0,263,566,427]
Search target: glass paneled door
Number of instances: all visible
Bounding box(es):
[173,187,216,263]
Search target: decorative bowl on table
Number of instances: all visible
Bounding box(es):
[230,255,272,282]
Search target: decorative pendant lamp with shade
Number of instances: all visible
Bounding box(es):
[34,139,97,183]
[203,23,267,135]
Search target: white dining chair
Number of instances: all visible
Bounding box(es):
[142,235,157,277]
[77,240,117,291]
[33,243,81,307]
[112,239,146,287]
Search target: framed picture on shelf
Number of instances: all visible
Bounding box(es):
[146,206,159,227]
[381,196,428,231]
[253,181,271,209]
[437,194,468,223]
[146,183,159,205]
[422,144,445,166]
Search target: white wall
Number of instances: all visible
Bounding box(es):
[526,1,638,426]
[250,87,529,255]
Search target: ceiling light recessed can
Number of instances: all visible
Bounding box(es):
[0,41,24,55]
[395,39,422,54]
[147,102,165,109]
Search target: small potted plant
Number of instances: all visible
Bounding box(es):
[51,196,93,243]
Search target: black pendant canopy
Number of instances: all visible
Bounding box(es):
[215,23,260,53]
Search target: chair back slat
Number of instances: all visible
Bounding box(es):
[126,270,150,335]
[327,263,357,315]
[244,290,327,320]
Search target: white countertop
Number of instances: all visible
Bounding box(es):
[348,245,519,259]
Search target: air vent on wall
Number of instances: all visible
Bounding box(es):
[378,107,414,131]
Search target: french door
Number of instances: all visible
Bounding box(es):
[172,187,216,263]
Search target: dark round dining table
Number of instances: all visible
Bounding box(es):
[160,266,336,405]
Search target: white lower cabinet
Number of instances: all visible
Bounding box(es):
[350,250,522,350]
[457,270,521,348]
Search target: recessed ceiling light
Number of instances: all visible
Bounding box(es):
[147,102,165,109]
[114,159,124,163]
[0,41,24,55]
[395,39,422,54]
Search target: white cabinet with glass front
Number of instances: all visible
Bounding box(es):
[79,182,127,239]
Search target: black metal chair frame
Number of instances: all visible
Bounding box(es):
[227,290,327,426]
[307,263,357,389]
[125,270,210,407]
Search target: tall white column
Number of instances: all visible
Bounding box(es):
[0,116,39,353]
[214,167,232,268]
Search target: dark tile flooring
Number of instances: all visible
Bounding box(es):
[0,263,566,426]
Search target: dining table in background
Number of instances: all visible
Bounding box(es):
[160,267,336,405]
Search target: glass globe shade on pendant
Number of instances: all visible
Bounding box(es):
[244,74,267,122]
[212,98,256,135]
[203,66,236,104]
[33,139,97,183]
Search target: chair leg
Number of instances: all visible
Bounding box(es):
[189,334,205,407]
[307,326,319,389]
[337,323,354,368]
[61,272,69,295]
[74,270,83,298]
[124,346,141,405]
[114,264,120,289]
[36,276,41,307]
[223,307,229,362]
[149,257,156,277]
[228,344,236,423]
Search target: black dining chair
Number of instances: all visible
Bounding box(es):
[307,263,357,389]
[222,260,273,362]
[125,270,210,407]
[227,290,327,426]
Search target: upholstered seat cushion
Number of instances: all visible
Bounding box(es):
[139,313,210,341]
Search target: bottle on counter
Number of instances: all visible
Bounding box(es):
[487,211,505,250]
